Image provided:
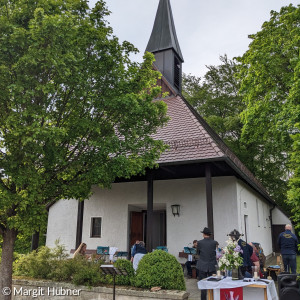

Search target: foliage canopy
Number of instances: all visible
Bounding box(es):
[0,0,167,236]
[237,4,300,214]
[0,0,167,295]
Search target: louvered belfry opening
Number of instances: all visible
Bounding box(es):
[174,55,180,90]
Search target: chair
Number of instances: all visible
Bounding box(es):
[97,246,109,261]
[156,246,168,252]
[183,247,196,255]
[115,251,128,260]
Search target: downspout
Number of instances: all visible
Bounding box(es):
[269,205,276,253]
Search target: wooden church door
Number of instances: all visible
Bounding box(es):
[129,211,166,252]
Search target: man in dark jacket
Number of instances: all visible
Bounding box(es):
[277,224,299,274]
[196,227,217,300]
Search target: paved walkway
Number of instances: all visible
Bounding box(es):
[185,255,279,300]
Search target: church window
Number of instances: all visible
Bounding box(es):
[256,199,260,227]
[91,217,102,238]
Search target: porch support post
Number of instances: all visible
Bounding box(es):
[31,231,39,251]
[146,173,153,252]
[75,200,84,249]
[205,163,214,238]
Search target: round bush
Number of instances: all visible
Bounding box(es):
[114,259,135,286]
[134,250,186,290]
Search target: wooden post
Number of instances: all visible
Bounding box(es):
[205,164,214,238]
[146,173,153,252]
[75,200,84,249]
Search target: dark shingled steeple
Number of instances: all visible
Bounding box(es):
[146,0,183,61]
[146,0,184,94]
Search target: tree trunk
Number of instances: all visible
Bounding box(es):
[0,228,17,300]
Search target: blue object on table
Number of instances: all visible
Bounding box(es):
[97,246,109,255]
[116,251,128,258]
[268,265,280,269]
[183,247,196,254]
[156,246,168,252]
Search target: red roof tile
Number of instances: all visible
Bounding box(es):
[153,96,225,164]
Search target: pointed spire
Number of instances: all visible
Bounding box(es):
[146,0,183,62]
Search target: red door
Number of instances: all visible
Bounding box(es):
[130,212,144,248]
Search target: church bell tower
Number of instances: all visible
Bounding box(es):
[146,0,184,95]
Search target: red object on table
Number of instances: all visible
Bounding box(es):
[220,287,243,300]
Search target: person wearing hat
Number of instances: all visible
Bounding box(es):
[229,229,253,277]
[196,227,217,300]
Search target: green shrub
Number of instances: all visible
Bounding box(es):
[50,258,82,282]
[114,259,135,286]
[14,240,69,279]
[14,246,54,279]
[134,250,185,290]
[71,257,102,286]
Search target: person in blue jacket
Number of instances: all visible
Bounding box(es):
[277,224,299,274]
[229,229,253,277]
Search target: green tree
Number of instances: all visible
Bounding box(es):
[237,4,300,212]
[0,0,167,297]
[287,124,300,235]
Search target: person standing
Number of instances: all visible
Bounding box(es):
[277,224,299,274]
[229,229,253,277]
[196,227,217,300]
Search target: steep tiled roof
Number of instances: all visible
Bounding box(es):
[153,91,275,204]
[153,96,224,163]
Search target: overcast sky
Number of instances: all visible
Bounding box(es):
[89,0,299,77]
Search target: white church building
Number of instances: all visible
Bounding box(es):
[46,0,291,259]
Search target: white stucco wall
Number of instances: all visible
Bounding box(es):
[272,207,291,225]
[212,177,238,249]
[46,174,293,258]
[154,178,207,259]
[83,177,241,258]
[236,181,273,256]
[46,177,243,259]
[46,199,78,251]
[82,182,147,252]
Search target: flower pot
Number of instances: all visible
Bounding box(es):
[232,268,239,280]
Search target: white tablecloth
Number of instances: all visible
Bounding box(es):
[197,277,278,300]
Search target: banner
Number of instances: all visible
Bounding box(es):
[220,287,243,300]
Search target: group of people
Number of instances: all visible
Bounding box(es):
[185,225,298,300]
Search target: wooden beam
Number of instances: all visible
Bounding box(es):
[205,164,214,238]
[146,173,153,252]
[75,200,84,249]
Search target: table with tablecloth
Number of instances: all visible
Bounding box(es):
[197,277,278,300]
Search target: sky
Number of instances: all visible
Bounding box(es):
[88,0,299,77]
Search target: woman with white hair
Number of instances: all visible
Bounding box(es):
[132,241,147,271]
